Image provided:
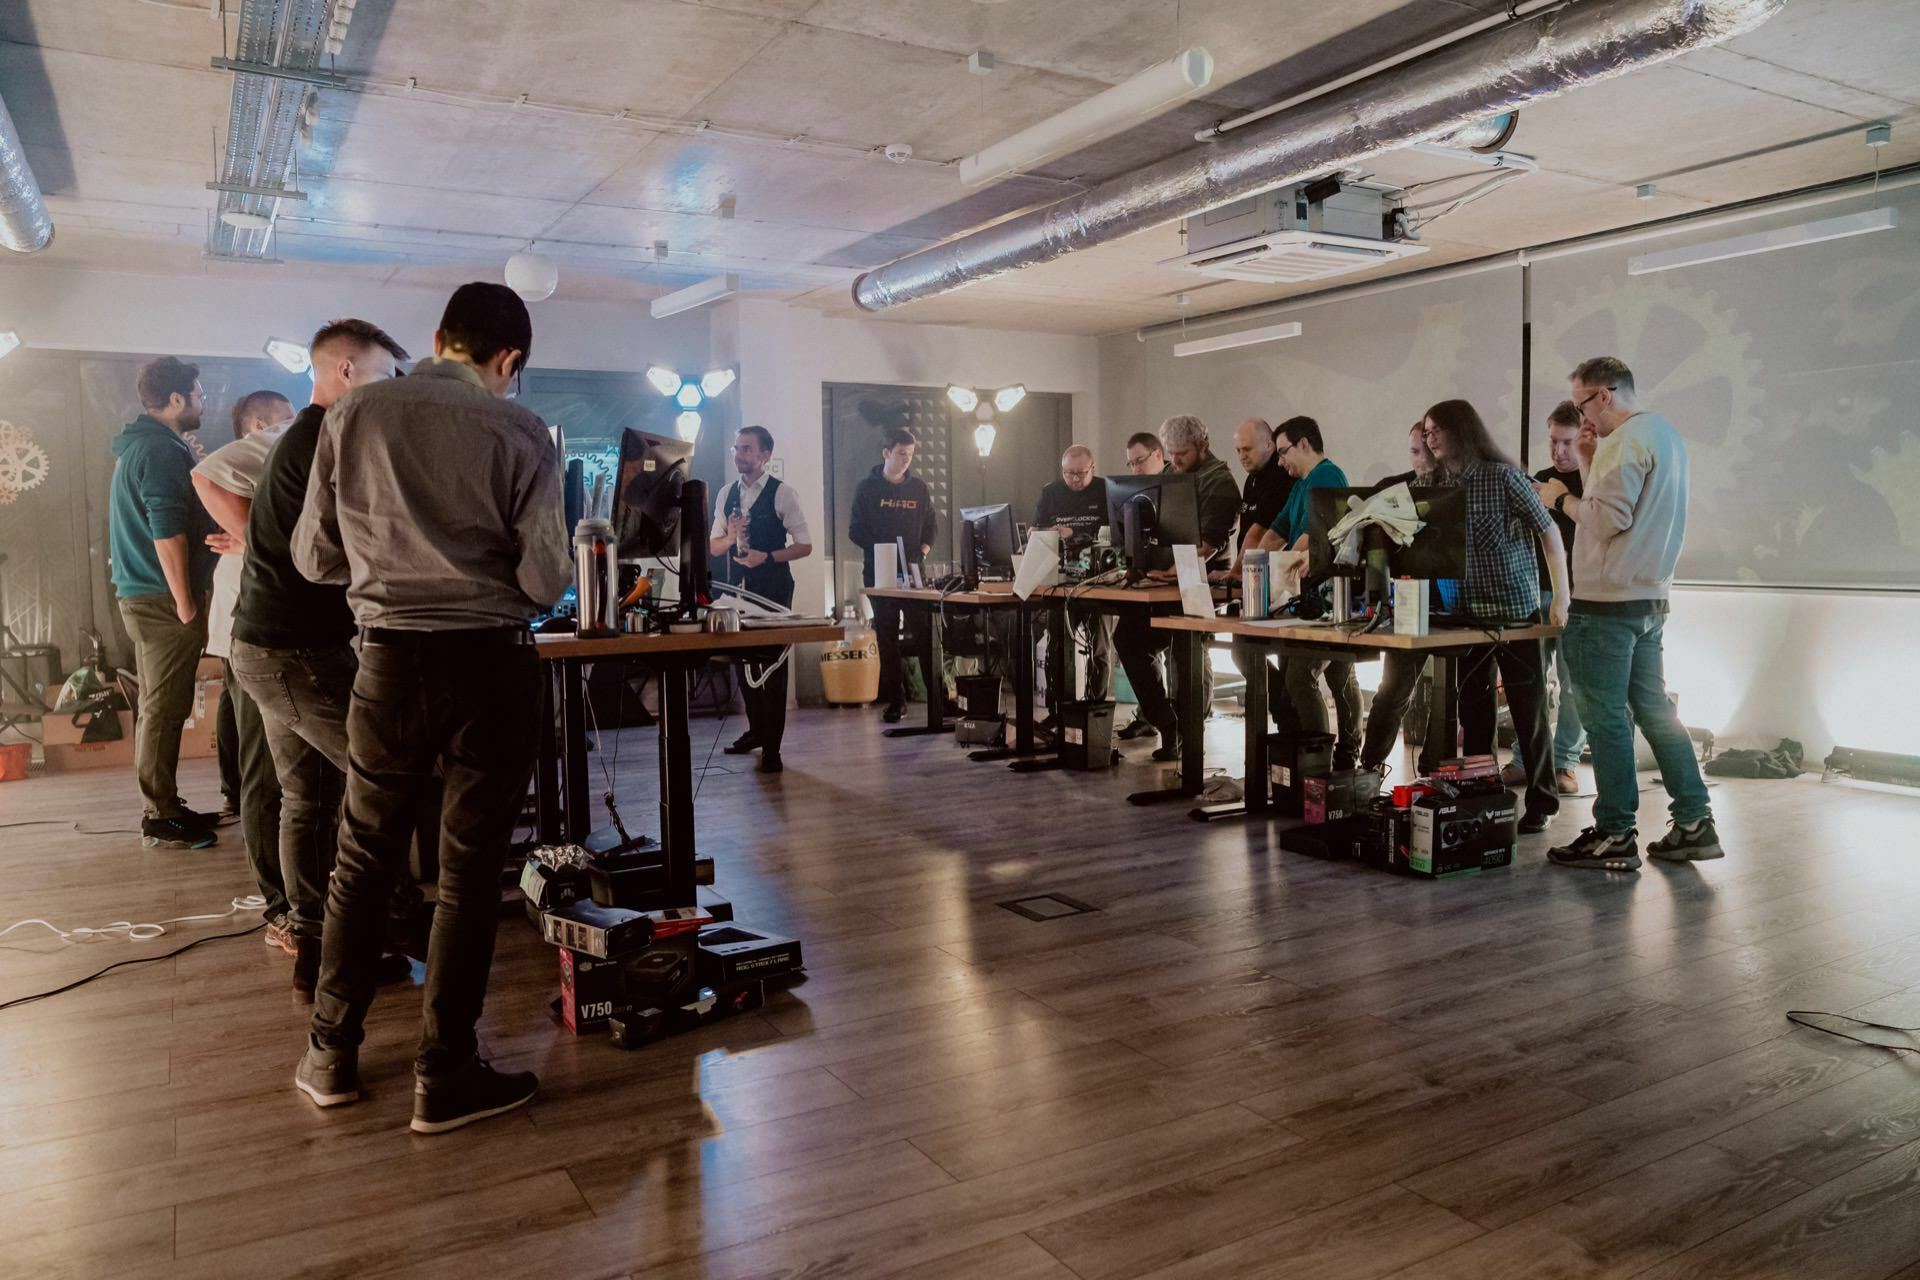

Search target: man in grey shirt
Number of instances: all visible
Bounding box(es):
[292,282,571,1135]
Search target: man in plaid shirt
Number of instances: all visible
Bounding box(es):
[1422,400,1570,833]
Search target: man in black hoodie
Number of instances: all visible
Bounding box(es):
[849,427,940,722]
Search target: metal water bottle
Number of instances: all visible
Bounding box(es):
[573,516,619,636]
[1241,553,1270,620]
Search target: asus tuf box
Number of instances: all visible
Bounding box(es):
[1406,790,1517,877]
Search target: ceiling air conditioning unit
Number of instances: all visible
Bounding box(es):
[1169,179,1428,285]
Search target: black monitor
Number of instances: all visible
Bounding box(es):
[1307,485,1468,592]
[959,503,1016,587]
[611,428,695,559]
[1104,473,1200,574]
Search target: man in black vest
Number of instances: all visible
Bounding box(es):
[709,425,813,772]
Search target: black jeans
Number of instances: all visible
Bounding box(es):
[737,577,794,752]
[216,681,240,810]
[223,661,286,921]
[1461,636,1557,820]
[1361,651,1439,776]
[871,596,925,708]
[309,634,540,1077]
[230,640,354,938]
[1112,612,1208,739]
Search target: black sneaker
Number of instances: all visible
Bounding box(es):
[294,1040,360,1107]
[411,1058,538,1135]
[180,807,224,831]
[1518,811,1553,835]
[723,732,761,756]
[758,752,783,774]
[882,703,905,724]
[1648,817,1724,862]
[1547,826,1641,872]
[1151,736,1182,762]
[142,816,217,849]
[1116,717,1157,741]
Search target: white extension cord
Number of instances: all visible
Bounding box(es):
[0,894,269,944]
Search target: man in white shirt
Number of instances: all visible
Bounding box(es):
[707,425,812,772]
[191,390,292,932]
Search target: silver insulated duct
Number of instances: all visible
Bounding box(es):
[208,0,334,261]
[852,0,1784,311]
[0,91,53,254]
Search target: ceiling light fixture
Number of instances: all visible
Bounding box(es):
[675,382,703,410]
[1627,207,1898,276]
[993,383,1026,412]
[649,272,739,319]
[945,385,979,411]
[0,330,19,360]
[675,411,702,443]
[974,403,995,422]
[645,366,683,397]
[973,421,997,457]
[1172,320,1303,358]
[505,249,559,302]
[958,47,1214,187]
[700,368,736,397]
[263,337,311,373]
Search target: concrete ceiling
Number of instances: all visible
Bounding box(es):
[2,0,1917,335]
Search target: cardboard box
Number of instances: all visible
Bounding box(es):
[44,737,138,773]
[41,677,220,768]
[196,656,224,682]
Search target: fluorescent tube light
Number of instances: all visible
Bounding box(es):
[1172,320,1302,358]
[649,273,740,319]
[959,47,1213,187]
[1628,207,1897,276]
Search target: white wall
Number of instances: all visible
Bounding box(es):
[0,264,711,371]
[712,298,1102,618]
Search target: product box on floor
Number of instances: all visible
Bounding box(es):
[44,677,219,773]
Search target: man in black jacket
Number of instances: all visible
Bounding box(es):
[1509,400,1587,794]
[849,427,939,723]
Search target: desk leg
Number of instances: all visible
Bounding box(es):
[535,661,562,845]
[1130,625,1205,805]
[883,602,952,738]
[561,658,591,844]
[1431,652,1460,767]
[972,602,1049,763]
[1193,639,1268,822]
[657,663,696,908]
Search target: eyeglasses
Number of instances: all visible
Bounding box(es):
[1573,386,1614,414]
[1274,440,1300,460]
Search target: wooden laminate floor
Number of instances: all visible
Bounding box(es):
[4,705,1920,1280]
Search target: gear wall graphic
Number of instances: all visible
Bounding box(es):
[0,420,52,505]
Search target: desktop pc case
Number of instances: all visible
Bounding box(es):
[1267,731,1335,815]
[1057,700,1116,770]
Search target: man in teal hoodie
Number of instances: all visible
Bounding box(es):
[110,356,219,848]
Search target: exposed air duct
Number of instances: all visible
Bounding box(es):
[851,0,1784,312]
[0,91,53,254]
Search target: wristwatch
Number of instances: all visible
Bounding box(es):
[1552,493,1569,516]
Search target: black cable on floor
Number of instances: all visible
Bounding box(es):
[0,922,265,1012]
[0,819,143,835]
[1786,1010,1920,1056]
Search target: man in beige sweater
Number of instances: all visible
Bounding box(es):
[1537,356,1719,872]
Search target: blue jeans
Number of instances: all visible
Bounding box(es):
[1512,640,1588,773]
[1561,611,1711,836]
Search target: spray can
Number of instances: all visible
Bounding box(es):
[1241,553,1271,620]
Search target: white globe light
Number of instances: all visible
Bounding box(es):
[504,250,559,302]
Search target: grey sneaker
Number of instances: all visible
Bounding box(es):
[1648,817,1724,862]
[1547,826,1642,872]
[411,1058,537,1135]
[294,1040,360,1107]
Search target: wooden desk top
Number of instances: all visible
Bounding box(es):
[863,581,1222,607]
[862,586,1021,607]
[535,624,844,660]
[1151,614,1560,651]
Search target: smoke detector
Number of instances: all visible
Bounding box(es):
[884,143,914,164]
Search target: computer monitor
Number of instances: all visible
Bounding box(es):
[610,428,695,559]
[959,503,1016,587]
[1307,485,1468,592]
[1104,473,1200,574]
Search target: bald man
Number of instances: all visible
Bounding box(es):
[1227,418,1293,578]
[1034,444,1113,704]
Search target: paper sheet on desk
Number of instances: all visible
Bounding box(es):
[1269,548,1307,603]
[1012,530,1061,599]
[1172,545,1214,618]
[873,542,900,590]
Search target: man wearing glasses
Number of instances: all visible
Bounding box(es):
[1537,356,1720,872]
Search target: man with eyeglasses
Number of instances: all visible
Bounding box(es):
[1536,356,1720,872]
